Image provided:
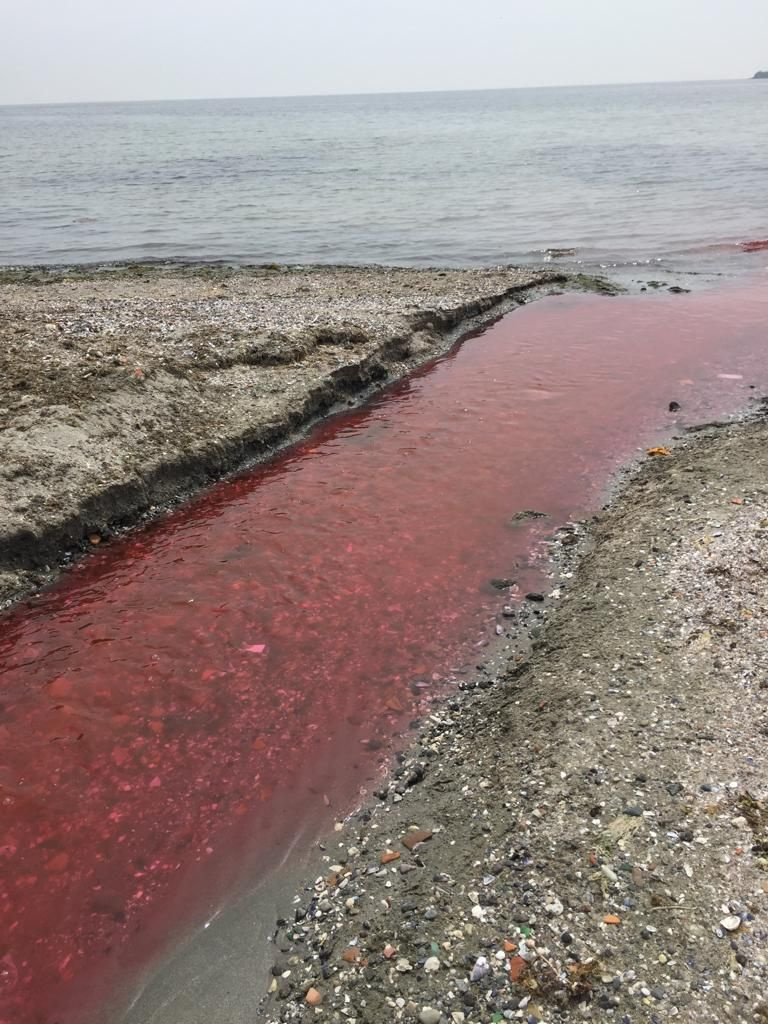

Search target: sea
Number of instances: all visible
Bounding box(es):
[1,79,767,273]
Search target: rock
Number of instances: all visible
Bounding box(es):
[720,915,741,932]
[424,956,441,973]
[545,897,564,915]
[470,956,489,982]
[380,850,400,864]
[490,577,516,590]
[419,1009,442,1024]
[402,828,433,851]
[511,509,548,521]
[525,592,545,602]
[509,955,528,981]
[753,71,768,79]
[305,987,322,1006]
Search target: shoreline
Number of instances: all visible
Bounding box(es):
[118,410,768,1024]
[248,413,768,1024]
[3,264,767,1024]
[0,263,580,610]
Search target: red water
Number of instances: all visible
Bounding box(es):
[2,284,768,1024]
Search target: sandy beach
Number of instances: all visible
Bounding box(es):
[2,265,767,1024]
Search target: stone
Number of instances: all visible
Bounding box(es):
[305,987,322,1006]
[402,828,433,851]
[470,956,489,982]
[720,916,741,932]
[419,1008,442,1024]
[424,955,441,973]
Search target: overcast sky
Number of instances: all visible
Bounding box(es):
[2,0,766,105]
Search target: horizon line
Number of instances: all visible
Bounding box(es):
[0,76,752,110]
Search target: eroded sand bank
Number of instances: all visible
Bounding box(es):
[0,263,562,607]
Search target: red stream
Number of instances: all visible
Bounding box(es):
[1,284,767,1023]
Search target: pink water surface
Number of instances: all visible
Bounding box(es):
[1,283,767,1023]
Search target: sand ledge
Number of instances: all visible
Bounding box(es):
[0,263,565,609]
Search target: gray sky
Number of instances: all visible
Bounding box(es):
[2,0,767,105]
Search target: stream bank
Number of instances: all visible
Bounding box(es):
[258,415,768,1024]
[0,263,562,608]
[2,270,767,1024]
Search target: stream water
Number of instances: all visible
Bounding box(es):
[1,281,768,1024]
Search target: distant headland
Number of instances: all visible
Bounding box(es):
[754,71,768,79]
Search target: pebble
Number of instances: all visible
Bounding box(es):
[470,956,489,982]
[305,987,322,1007]
[720,915,741,932]
[545,896,564,915]
[419,1008,442,1024]
[423,956,441,973]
